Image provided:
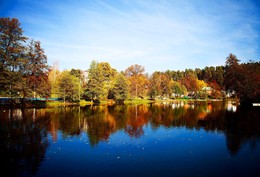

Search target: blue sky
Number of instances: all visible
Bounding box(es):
[1,0,260,74]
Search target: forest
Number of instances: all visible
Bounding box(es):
[1,17,259,105]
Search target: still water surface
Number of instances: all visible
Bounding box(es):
[1,101,260,177]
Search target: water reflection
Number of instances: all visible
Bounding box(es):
[0,102,260,176]
[0,109,50,177]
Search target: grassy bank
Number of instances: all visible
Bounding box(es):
[124,98,154,104]
[0,98,239,108]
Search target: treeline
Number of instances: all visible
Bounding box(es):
[1,17,259,104]
[0,18,50,101]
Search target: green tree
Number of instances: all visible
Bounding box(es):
[70,69,82,78]
[98,62,117,99]
[0,17,27,97]
[148,72,162,99]
[203,66,212,82]
[215,66,224,88]
[176,70,184,81]
[70,68,85,100]
[195,68,203,80]
[112,73,129,102]
[224,53,241,96]
[57,70,81,102]
[172,80,187,98]
[85,60,104,101]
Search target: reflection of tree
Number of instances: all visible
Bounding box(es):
[149,103,176,129]
[83,106,116,146]
[197,105,260,154]
[58,106,82,136]
[224,107,260,154]
[50,104,260,154]
[107,105,128,130]
[124,105,150,138]
[150,102,209,129]
[148,102,260,155]
[0,109,50,177]
[1,101,259,176]
[48,109,60,142]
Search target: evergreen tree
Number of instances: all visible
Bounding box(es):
[215,66,224,88]
[224,53,241,95]
[112,73,129,102]
[85,60,104,101]
[98,62,117,99]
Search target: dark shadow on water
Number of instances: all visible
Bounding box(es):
[0,109,50,177]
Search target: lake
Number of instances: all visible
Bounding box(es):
[1,101,260,177]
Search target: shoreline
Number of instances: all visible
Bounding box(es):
[0,98,240,109]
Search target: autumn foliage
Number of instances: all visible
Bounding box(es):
[1,17,259,104]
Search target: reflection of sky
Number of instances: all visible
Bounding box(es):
[40,123,260,177]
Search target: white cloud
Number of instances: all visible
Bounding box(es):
[2,0,259,74]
